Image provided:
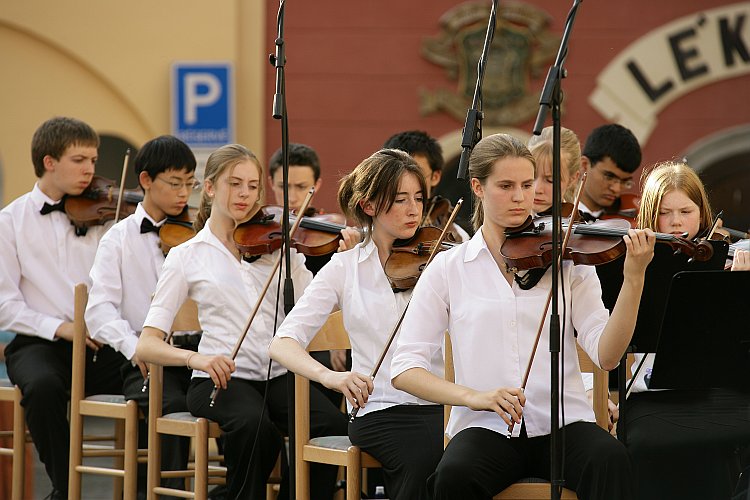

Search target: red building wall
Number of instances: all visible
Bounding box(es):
[264,0,750,213]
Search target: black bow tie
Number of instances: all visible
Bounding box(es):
[578,211,598,223]
[40,199,66,215]
[140,218,161,235]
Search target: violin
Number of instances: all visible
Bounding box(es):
[233,205,348,258]
[64,175,143,234]
[501,215,714,272]
[384,226,458,289]
[158,207,197,255]
[600,193,640,228]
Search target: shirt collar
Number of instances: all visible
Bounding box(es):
[357,238,379,264]
[134,203,165,228]
[464,227,491,263]
[31,182,61,208]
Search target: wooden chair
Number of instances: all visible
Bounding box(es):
[491,344,610,500]
[0,380,27,500]
[146,298,226,500]
[294,311,382,500]
[69,283,143,500]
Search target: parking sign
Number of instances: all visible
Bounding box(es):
[172,62,234,148]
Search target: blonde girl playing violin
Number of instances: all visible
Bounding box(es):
[269,149,445,500]
[621,160,750,500]
[528,126,582,215]
[390,133,655,500]
[136,144,346,500]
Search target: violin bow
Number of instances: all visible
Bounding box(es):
[506,172,588,437]
[706,210,723,240]
[208,187,316,407]
[114,148,132,224]
[348,198,463,422]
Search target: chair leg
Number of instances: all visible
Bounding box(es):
[112,418,125,500]
[194,421,209,500]
[146,423,162,500]
[68,406,83,500]
[11,387,25,500]
[123,401,139,500]
[346,448,362,500]
[296,451,310,500]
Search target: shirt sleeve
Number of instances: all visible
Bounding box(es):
[391,252,450,380]
[143,249,189,335]
[85,230,138,359]
[276,252,344,347]
[0,210,64,340]
[570,264,610,369]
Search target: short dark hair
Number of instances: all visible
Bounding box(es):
[582,124,641,173]
[134,135,196,187]
[31,117,99,177]
[268,143,321,181]
[382,130,444,173]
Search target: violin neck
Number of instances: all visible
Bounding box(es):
[123,191,144,204]
[573,224,679,242]
[296,216,345,234]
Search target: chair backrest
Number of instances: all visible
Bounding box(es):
[306,311,351,352]
[70,283,89,409]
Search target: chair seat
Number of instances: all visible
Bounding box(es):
[308,435,353,451]
[0,378,14,389]
[162,411,203,422]
[85,394,126,404]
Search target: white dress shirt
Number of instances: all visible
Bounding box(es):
[275,239,444,417]
[143,219,313,381]
[391,228,610,439]
[86,203,165,359]
[0,183,109,340]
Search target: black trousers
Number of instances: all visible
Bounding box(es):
[430,421,633,500]
[4,334,125,493]
[348,404,443,500]
[187,374,347,500]
[122,361,192,495]
[621,389,750,500]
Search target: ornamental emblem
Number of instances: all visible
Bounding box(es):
[420,1,560,126]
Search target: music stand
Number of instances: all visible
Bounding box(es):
[649,270,750,391]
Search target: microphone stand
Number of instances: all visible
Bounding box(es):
[270,1,296,497]
[531,1,582,499]
[456,0,498,180]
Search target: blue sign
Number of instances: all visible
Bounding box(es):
[172,62,234,148]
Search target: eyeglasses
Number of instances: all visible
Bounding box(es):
[155,177,201,191]
[596,168,634,189]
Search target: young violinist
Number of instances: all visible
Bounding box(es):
[383,130,471,242]
[528,126,582,215]
[578,123,642,222]
[620,160,750,500]
[0,117,126,500]
[269,149,445,500]
[135,144,346,500]
[85,134,198,494]
[390,133,656,500]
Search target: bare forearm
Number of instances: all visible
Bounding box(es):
[598,275,644,370]
[269,337,329,383]
[392,367,472,407]
[136,327,192,367]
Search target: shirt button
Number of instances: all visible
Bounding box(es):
[510,321,516,327]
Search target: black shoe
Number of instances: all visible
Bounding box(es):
[43,489,67,500]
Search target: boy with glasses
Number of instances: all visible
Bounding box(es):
[85,134,198,497]
[579,124,642,221]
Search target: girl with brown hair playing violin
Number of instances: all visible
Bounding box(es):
[85,135,198,495]
[269,149,445,500]
[619,160,750,500]
[390,133,656,500]
[135,144,346,500]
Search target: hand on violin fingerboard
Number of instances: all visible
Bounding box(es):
[622,229,656,279]
[732,249,749,271]
[337,226,363,252]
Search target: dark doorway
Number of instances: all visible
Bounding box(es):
[700,151,750,237]
[97,135,140,189]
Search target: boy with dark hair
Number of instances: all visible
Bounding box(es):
[0,117,126,500]
[268,143,323,214]
[85,134,198,496]
[383,130,469,241]
[579,123,642,219]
